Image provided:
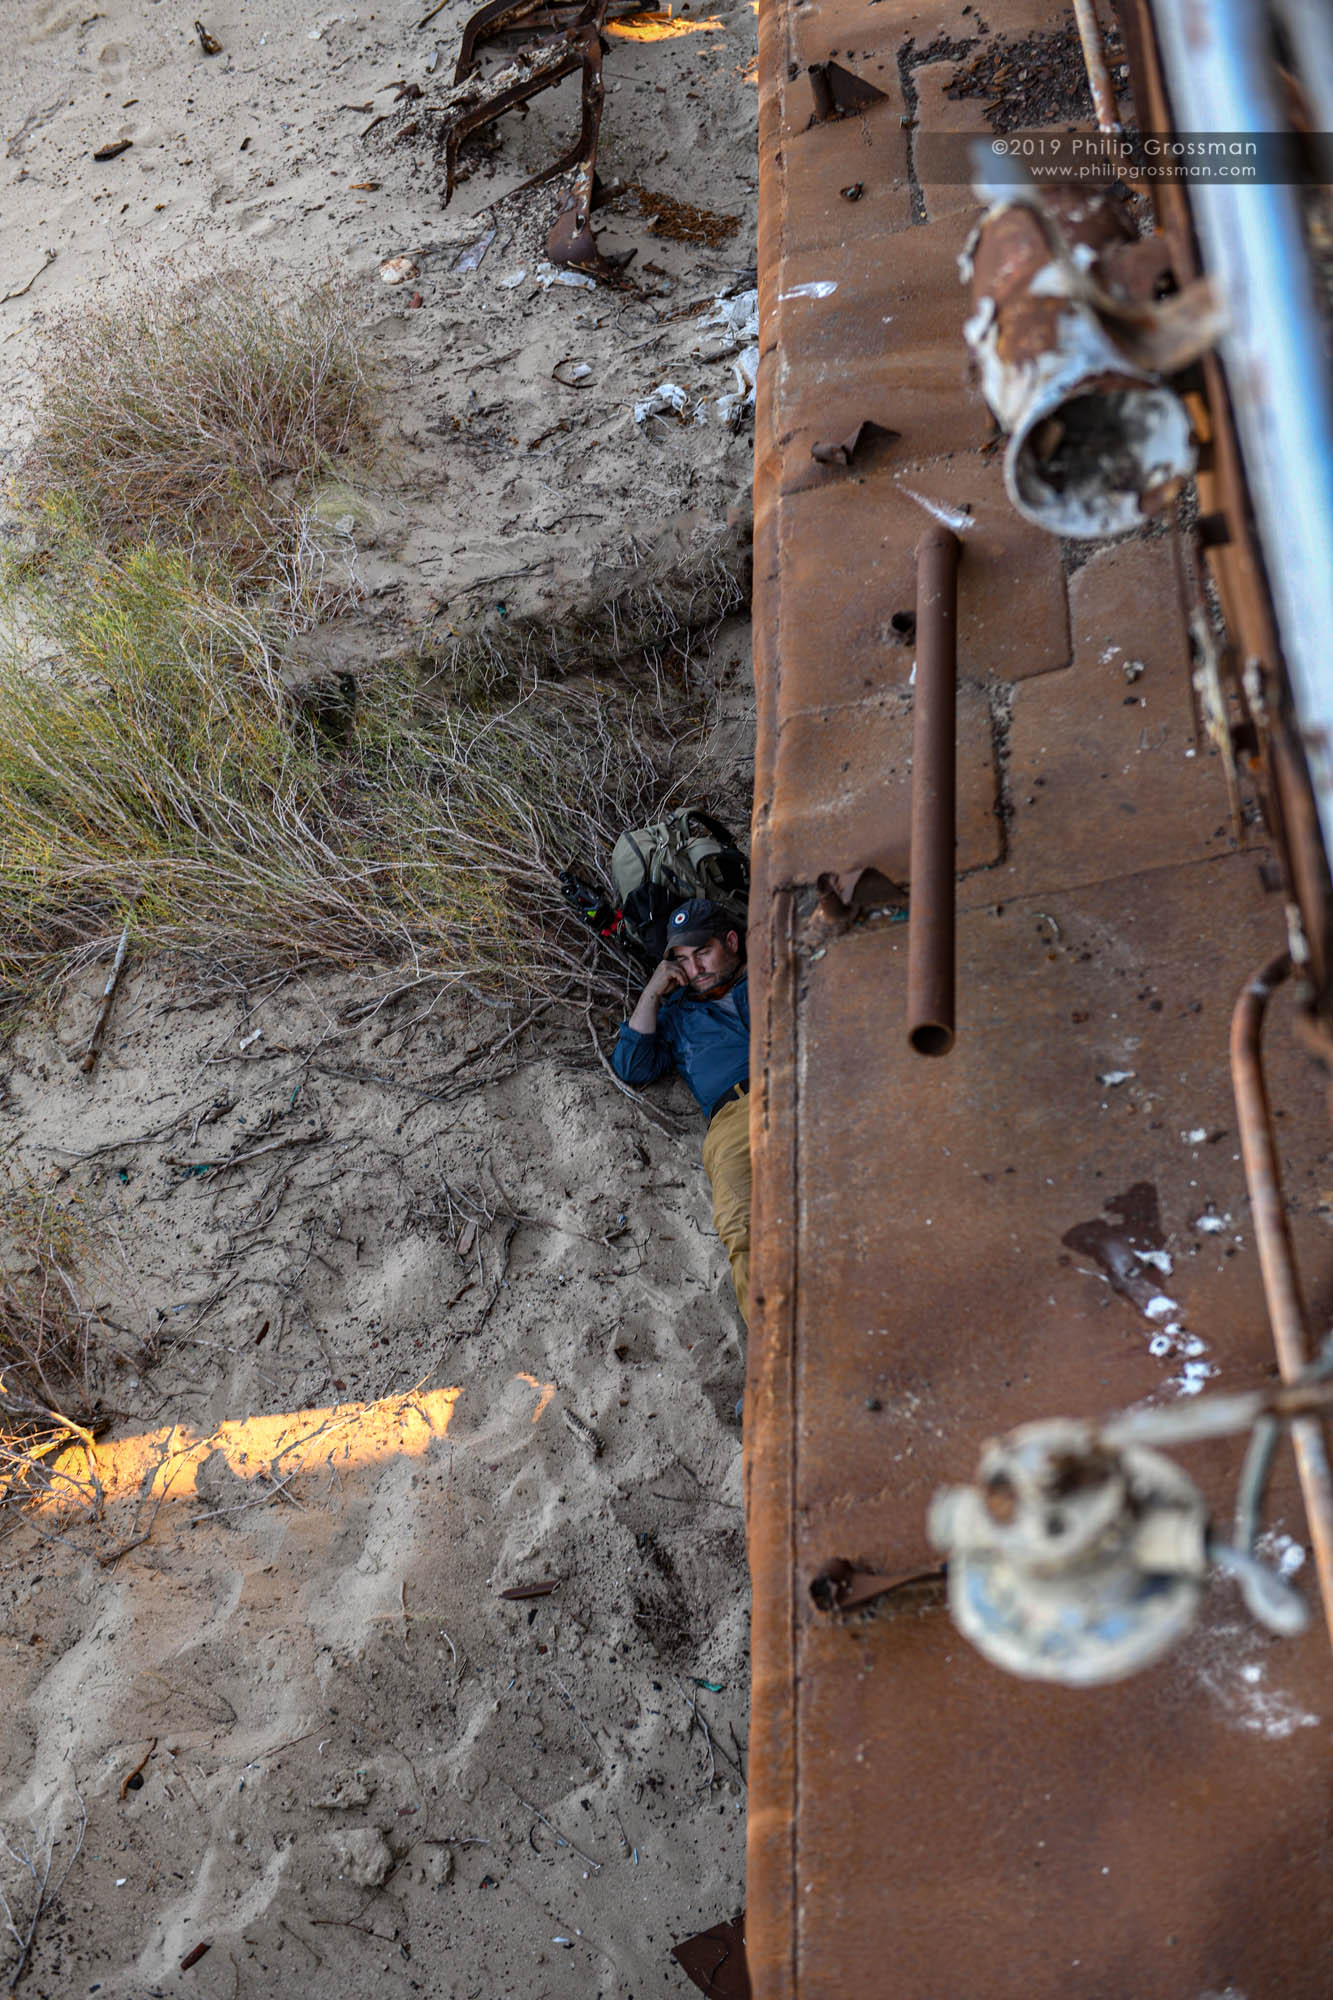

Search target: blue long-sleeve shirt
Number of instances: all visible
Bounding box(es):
[612,976,750,1118]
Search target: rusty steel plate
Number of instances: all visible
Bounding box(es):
[747,0,1333,1993]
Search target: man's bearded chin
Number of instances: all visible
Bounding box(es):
[693,958,741,1000]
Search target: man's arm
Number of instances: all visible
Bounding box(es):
[612,960,686,1086]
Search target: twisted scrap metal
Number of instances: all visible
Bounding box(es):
[402,0,657,279]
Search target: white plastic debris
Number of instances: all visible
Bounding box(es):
[715,346,757,426]
[634,382,690,424]
[695,288,760,426]
[454,226,496,273]
[498,269,527,289]
[698,286,758,346]
[532,260,596,291]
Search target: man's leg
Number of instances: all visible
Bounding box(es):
[701,1093,751,1324]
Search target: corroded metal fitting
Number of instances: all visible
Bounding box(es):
[929,1416,1210,1684]
[961,185,1197,538]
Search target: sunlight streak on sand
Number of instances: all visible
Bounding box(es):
[47,1387,462,1509]
[607,11,723,37]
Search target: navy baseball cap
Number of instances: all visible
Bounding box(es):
[665,898,733,951]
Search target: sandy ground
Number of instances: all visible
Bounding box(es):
[0,1,759,1993]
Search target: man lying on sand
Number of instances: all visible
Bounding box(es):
[612,898,750,1323]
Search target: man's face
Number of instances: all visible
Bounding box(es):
[668,930,743,998]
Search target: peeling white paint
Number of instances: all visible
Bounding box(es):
[1175,1358,1217,1395]
[895,484,975,535]
[1186,1623,1319,1739]
[1257,1530,1307,1578]
[779,279,837,301]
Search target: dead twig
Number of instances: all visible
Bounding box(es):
[80,920,131,1074]
[164,1128,327,1179]
[119,1739,157,1801]
[507,1786,603,1873]
[673,1676,745,1791]
[545,1671,603,1765]
[2,249,55,304]
[585,1009,686,1137]
[0,1783,87,1991]
[472,1217,519,1335]
[187,1462,311,1525]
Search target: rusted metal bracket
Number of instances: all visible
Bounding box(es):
[809,1558,946,1615]
[427,24,589,202]
[806,59,888,124]
[809,419,900,469]
[545,21,636,280]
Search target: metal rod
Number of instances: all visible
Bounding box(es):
[906,526,959,1057]
[1071,0,1121,132]
[1230,952,1333,1656]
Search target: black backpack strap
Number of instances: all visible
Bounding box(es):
[686,809,741,851]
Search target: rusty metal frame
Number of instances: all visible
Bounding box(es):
[405,0,656,275]
[1116,0,1333,1018]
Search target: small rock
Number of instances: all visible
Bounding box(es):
[327,1827,394,1888]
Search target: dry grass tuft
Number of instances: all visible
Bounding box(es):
[16,266,374,587]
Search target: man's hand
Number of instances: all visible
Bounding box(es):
[646,958,687,1001]
[628,957,685,1035]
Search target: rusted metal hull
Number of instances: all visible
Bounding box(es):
[747,0,1333,1990]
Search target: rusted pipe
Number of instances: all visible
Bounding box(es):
[1230,952,1333,1657]
[1071,0,1121,132]
[906,526,959,1057]
[961,188,1197,538]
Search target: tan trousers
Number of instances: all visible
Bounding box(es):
[701,1091,751,1324]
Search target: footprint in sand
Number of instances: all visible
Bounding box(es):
[27,1,87,40]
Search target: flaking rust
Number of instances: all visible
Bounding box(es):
[395,0,661,280]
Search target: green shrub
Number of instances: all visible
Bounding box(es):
[0,535,688,1005]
